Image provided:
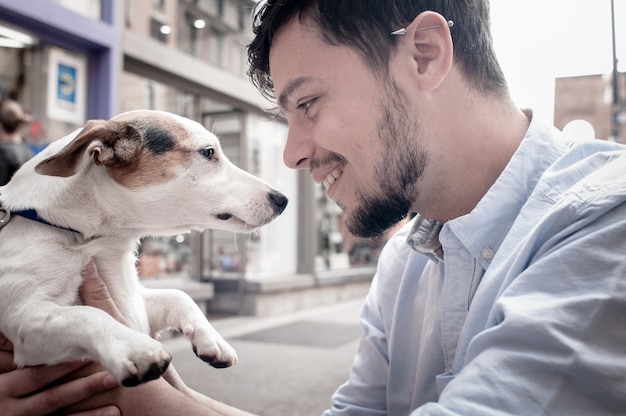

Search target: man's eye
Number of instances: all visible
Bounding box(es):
[298,99,315,113]
[199,147,214,159]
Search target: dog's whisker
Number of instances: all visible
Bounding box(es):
[233,232,240,253]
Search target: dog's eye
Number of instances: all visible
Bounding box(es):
[199,147,214,160]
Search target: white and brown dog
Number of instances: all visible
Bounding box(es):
[0,110,287,386]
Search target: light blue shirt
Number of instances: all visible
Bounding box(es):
[324,117,626,415]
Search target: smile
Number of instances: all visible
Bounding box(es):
[322,167,343,190]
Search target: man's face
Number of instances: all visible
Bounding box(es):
[269,18,427,238]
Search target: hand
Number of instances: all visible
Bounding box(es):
[0,262,121,416]
[0,342,119,416]
[80,260,128,324]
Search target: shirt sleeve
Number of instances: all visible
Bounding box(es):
[323,225,418,416]
[412,200,626,416]
[321,275,389,416]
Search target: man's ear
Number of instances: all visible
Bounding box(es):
[406,11,454,91]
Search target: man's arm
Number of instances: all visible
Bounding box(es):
[68,375,249,416]
[322,223,425,416]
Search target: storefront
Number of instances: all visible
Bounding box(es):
[0,0,119,144]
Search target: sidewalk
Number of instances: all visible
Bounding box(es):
[164,297,366,416]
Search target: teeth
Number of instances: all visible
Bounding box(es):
[322,168,342,190]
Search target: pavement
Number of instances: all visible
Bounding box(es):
[164,297,366,416]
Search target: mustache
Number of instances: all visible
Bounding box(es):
[310,152,346,171]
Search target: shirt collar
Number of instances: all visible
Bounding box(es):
[406,215,444,261]
[406,112,565,267]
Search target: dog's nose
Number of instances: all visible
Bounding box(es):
[268,191,288,214]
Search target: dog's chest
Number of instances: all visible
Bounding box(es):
[98,265,151,333]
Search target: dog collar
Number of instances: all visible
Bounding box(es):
[11,208,80,233]
[0,206,9,230]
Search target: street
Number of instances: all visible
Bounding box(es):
[165,298,365,416]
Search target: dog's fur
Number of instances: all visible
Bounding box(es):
[0,110,287,386]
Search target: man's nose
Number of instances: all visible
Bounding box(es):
[283,127,313,169]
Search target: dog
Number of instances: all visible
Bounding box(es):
[0,109,287,386]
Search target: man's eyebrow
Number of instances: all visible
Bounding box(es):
[277,76,311,112]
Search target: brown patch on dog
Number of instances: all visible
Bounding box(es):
[106,114,196,189]
[36,120,146,179]
[92,123,143,167]
[35,120,107,177]
[36,112,200,189]
[108,147,193,189]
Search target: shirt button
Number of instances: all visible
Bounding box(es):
[481,247,494,260]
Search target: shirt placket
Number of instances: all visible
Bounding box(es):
[439,234,484,372]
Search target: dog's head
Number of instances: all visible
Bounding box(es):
[34,110,287,235]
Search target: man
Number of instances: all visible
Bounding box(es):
[2,0,626,414]
[0,99,34,185]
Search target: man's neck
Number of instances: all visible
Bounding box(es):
[415,78,530,222]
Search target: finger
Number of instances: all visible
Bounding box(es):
[80,260,127,324]
[0,351,17,373]
[67,405,121,416]
[1,361,88,397]
[0,331,14,352]
[16,370,119,416]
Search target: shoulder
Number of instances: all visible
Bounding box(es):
[543,143,626,221]
[0,143,33,163]
[520,120,626,217]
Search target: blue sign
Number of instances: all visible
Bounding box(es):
[57,63,77,104]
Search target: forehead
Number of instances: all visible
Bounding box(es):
[269,19,321,90]
[269,18,381,113]
[269,19,382,118]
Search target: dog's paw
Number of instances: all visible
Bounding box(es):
[181,324,238,369]
[103,336,172,387]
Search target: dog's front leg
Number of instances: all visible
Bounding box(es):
[8,302,172,387]
[142,287,237,368]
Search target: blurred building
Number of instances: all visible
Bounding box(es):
[554,72,626,142]
[0,0,380,315]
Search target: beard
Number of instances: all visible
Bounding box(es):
[345,81,427,239]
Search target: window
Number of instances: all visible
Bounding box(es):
[315,191,406,273]
[181,11,200,55]
[150,17,170,44]
[54,0,101,21]
[207,27,224,67]
[195,0,222,18]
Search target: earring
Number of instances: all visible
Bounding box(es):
[391,20,454,36]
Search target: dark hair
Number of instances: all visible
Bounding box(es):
[0,99,29,134]
[247,0,507,102]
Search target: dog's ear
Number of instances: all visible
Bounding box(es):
[35,120,144,177]
[90,122,143,168]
